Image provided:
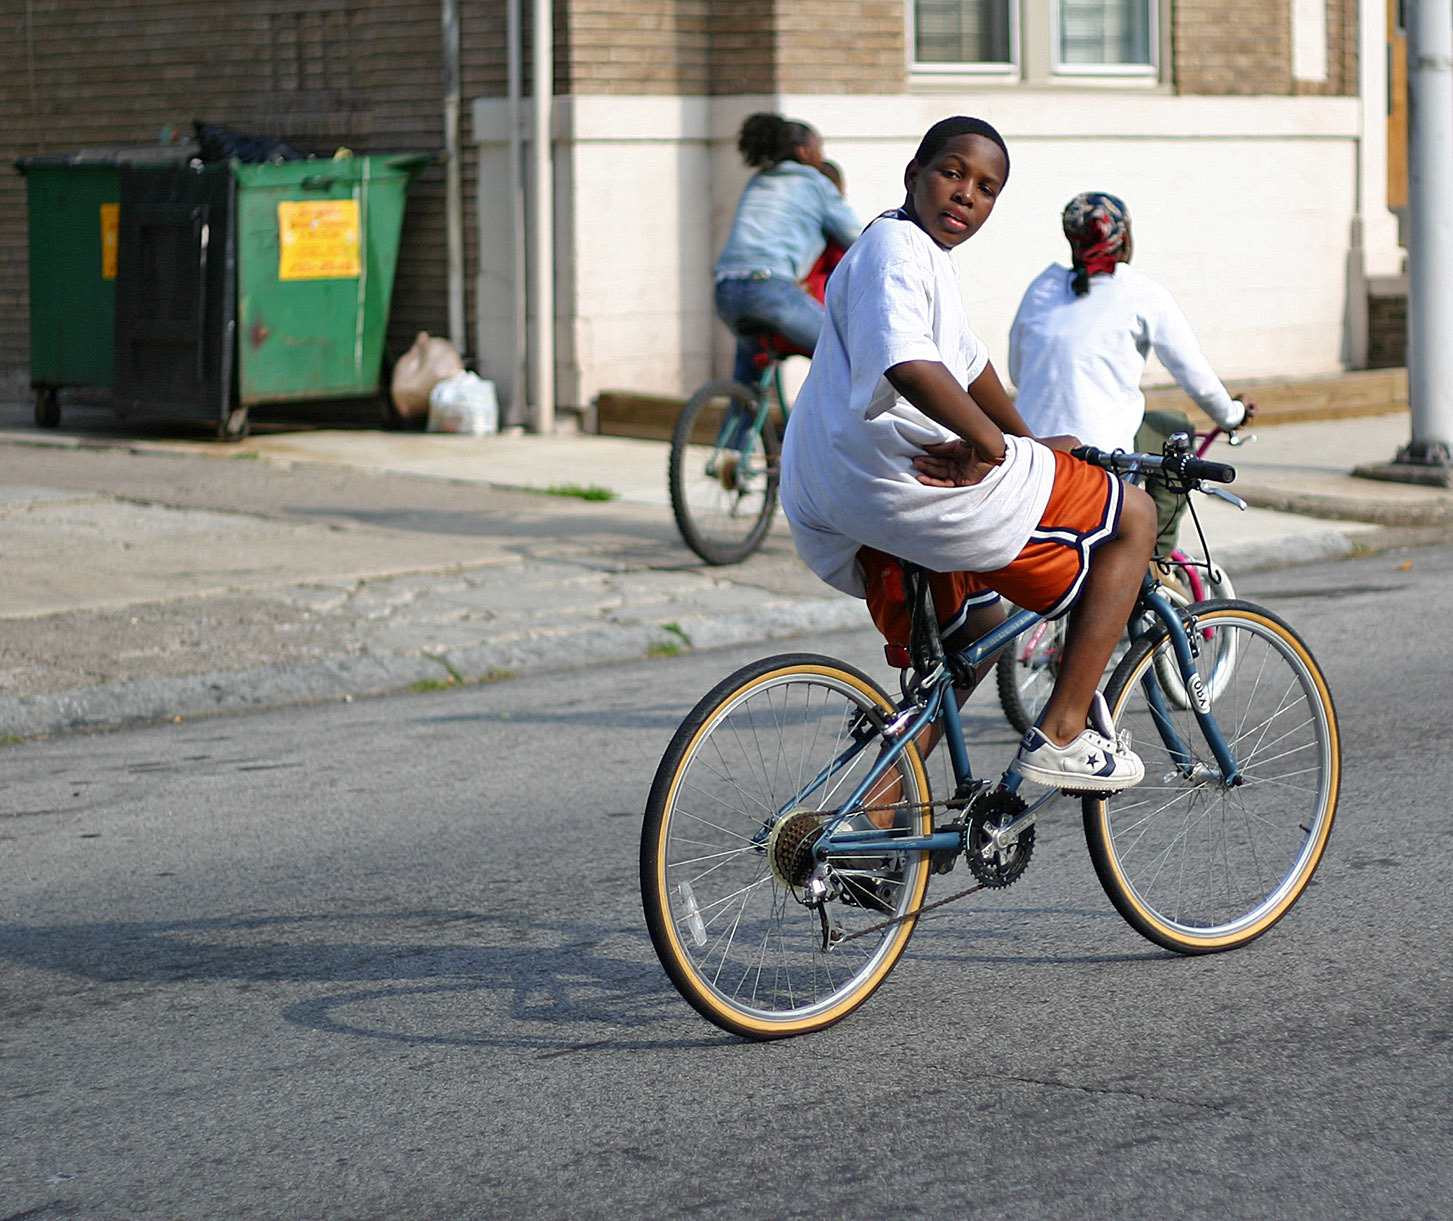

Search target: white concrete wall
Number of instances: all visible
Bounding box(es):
[475,88,1402,416]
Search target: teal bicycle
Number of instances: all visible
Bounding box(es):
[668,329,801,565]
[642,443,1340,1038]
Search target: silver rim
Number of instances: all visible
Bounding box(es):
[1100,611,1336,941]
[658,669,929,1024]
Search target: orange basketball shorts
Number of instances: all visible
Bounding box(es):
[860,449,1122,648]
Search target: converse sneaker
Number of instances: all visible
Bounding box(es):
[1010,693,1144,794]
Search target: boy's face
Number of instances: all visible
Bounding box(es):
[904,134,1007,249]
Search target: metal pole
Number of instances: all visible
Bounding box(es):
[1400,0,1453,472]
[440,0,466,358]
[506,0,527,428]
[529,0,555,433]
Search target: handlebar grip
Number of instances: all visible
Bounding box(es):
[1176,455,1237,484]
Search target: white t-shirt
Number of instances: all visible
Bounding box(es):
[780,214,1056,599]
[1008,261,1246,452]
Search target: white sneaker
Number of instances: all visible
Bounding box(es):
[1010,693,1144,793]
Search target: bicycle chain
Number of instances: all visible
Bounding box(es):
[827,790,1033,943]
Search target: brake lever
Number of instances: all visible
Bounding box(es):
[1205,485,1248,510]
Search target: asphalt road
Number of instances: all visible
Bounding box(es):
[2,546,1449,1219]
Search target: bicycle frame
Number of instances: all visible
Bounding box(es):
[779,570,1242,870]
[710,350,790,454]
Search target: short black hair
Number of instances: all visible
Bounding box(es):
[913,117,1010,185]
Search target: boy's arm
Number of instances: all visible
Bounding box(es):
[967,361,1034,437]
[888,359,1082,484]
[969,360,1079,453]
[886,359,1010,463]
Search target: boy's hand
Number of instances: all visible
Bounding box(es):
[912,439,998,487]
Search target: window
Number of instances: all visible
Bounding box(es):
[914,0,1014,68]
[910,0,1159,82]
[1056,0,1153,72]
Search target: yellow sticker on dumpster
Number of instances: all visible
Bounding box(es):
[276,199,361,280]
[100,203,119,280]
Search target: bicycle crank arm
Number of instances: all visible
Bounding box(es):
[984,789,1058,851]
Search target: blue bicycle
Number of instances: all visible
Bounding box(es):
[642,443,1340,1038]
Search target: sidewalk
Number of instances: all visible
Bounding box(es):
[2,403,1449,740]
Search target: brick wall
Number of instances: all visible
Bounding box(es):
[1367,278,1408,370]
[555,1,903,97]
[1173,0,1356,96]
[560,1,713,94]
[771,1,904,94]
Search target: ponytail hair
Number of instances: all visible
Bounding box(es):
[738,112,816,169]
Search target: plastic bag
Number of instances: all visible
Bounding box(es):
[427,371,499,436]
[390,332,464,421]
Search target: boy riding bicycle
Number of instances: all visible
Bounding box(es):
[779,117,1157,793]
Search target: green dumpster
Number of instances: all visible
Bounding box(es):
[232,153,430,407]
[15,144,193,427]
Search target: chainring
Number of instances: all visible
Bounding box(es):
[964,790,1034,888]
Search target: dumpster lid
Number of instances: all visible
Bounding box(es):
[15,142,200,173]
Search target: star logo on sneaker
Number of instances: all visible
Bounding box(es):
[1085,751,1101,768]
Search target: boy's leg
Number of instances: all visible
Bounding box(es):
[1035,482,1156,748]
[856,555,1009,826]
[979,451,1156,790]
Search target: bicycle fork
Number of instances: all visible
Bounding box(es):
[1136,589,1242,786]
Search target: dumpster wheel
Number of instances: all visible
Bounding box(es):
[34,387,59,429]
[219,407,250,442]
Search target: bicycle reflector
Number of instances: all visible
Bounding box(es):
[884,644,912,668]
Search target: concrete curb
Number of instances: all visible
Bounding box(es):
[0,596,868,740]
[7,520,1444,743]
[1239,488,1453,528]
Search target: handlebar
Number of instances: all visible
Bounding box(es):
[1072,445,1237,486]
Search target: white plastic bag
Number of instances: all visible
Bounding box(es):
[390,332,464,421]
[427,371,499,436]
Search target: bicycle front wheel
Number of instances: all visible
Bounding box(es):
[641,654,933,1039]
[668,379,779,565]
[1085,601,1339,954]
[996,615,1065,735]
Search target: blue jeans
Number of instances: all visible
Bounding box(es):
[715,275,825,385]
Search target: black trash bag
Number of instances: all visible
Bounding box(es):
[193,121,308,164]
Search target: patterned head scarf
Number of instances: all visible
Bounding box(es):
[1062,192,1131,296]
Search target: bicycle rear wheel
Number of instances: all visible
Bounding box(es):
[1085,600,1339,954]
[641,654,933,1038]
[668,379,780,565]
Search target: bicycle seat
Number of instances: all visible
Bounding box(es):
[734,320,813,365]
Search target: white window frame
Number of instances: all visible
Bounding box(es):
[907,0,1164,87]
[908,0,1021,80]
[1050,0,1159,79]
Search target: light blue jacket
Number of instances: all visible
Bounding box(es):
[714,161,862,282]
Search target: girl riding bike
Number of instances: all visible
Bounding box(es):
[714,113,862,386]
[1008,191,1255,551]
